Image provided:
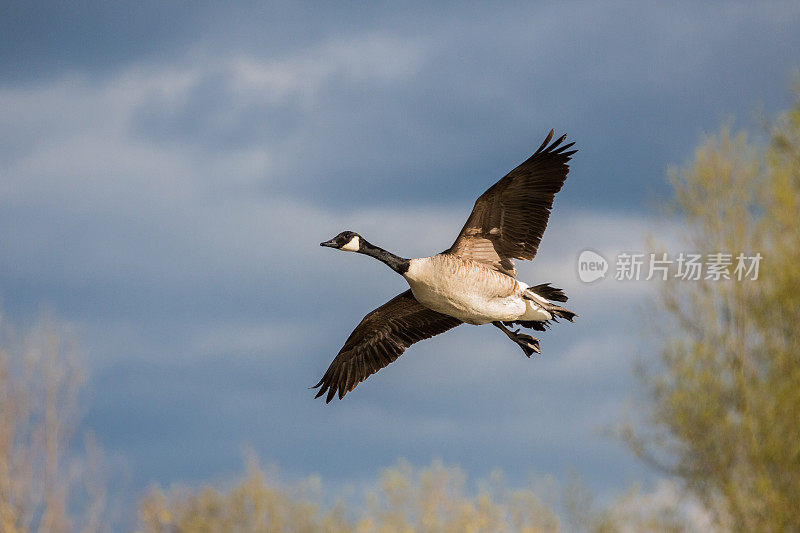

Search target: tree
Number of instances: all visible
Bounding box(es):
[0,312,107,533]
[138,455,703,532]
[137,458,561,533]
[626,87,800,531]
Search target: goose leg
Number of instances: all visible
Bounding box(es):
[492,321,540,357]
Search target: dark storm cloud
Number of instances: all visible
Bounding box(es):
[47,1,793,210]
[1,1,483,83]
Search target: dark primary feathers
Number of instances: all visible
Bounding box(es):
[447,130,576,277]
[313,290,462,403]
[528,282,568,303]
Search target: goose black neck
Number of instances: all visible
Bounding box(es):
[359,240,410,275]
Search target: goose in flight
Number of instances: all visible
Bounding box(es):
[315,130,577,402]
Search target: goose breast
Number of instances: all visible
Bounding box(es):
[404,255,525,324]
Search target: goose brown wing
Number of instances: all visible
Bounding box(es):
[447,130,576,276]
[313,290,462,403]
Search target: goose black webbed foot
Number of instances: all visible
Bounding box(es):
[512,331,540,357]
[492,321,541,357]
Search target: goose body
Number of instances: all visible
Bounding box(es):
[404,255,552,324]
[315,130,578,402]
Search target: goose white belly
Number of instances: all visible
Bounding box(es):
[408,281,525,324]
[404,256,549,325]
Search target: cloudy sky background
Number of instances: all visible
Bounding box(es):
[2,0,799,517]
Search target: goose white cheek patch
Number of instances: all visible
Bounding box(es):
[341,236,360,252]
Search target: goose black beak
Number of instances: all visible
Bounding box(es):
[320,240,337,248]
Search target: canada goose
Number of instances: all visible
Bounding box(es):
[315,130,577,402]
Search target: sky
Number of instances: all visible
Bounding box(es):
[2,0,799,522]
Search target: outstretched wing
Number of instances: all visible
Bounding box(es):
[447,130,577,276]
[314,290,462,403]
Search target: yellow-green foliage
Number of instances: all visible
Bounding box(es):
[137,454,342,533]
[137,457,701,533]
[0,314,105,533]
[358,460,559,533]
[137,458,561,533]
[629,88,800,532]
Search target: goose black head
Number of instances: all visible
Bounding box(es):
[320,231,362,252]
